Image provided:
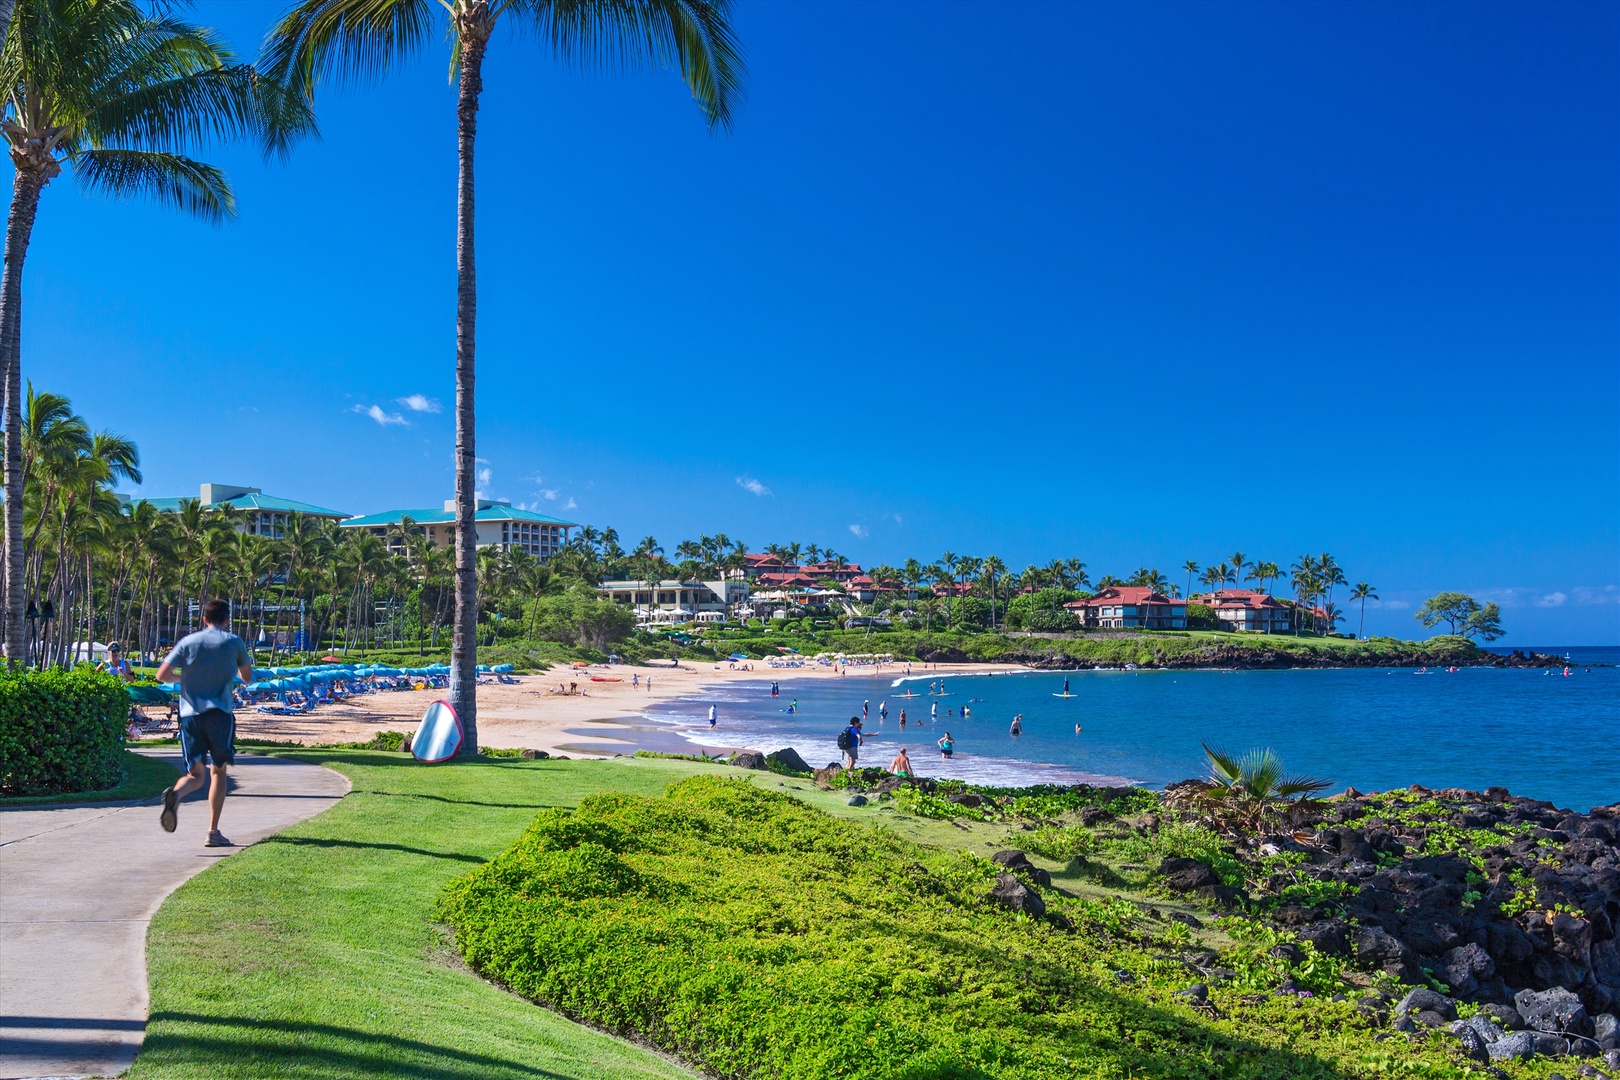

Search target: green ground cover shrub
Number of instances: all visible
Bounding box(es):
[0,748,177,806]
[0,666,128,796]
[439,775,1488,1080]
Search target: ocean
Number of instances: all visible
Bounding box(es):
[637,647,1619,812]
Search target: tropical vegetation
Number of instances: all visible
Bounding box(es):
[0,0,310,669]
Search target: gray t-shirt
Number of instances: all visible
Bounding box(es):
[163,626,251,717]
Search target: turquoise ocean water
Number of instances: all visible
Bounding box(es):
[640,647,1618,812]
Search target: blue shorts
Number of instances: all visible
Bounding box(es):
[180,708,236,771]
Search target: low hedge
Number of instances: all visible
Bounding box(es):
[439,776,1483,1080]
[0,666,129,797]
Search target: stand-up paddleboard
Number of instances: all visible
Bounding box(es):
[1052,693,1078,698]
[412,700,463,763]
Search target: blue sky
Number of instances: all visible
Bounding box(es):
[19,1,1618,643]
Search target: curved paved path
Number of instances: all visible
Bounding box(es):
[0,751,348,1079]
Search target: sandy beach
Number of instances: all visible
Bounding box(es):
[233,660,1027,758]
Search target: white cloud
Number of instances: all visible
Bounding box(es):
[397,394,441,414]
[736,476,771,496]
[1377,599,1410,611]
[351,403,406,426]
[1535,591,1568,608]
[540,489,558,501]
[477,467,492,486]
[564,496,577,510]
[849,524,869,538]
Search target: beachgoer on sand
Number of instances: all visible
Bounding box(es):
[938,732,955,760]
[838,716,863,770]
[155,599,254,848]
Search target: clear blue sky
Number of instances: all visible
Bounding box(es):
[18,1,1618,644]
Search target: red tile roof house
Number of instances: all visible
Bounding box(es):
[803,561,863,583]
[1195,589,1294,633]
[1065,587,1188,629]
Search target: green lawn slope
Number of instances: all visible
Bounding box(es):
[134,752,1554,1080]
[132,752,707,1080]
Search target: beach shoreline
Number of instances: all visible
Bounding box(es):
[232,660,1029,759]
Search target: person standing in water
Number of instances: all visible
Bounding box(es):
[863,700,869,720]
[938,732,955,760]
[708,704,717,728]
[879,700,888,722]
[1010,715,1023,736]
[899,708,907,729]
[930,700,938,721]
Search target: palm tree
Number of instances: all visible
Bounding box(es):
[981,555,1006,630]
[2,0,308,667]
[1349,581,1377,640]
[266,0,742,751]
[1228,551,1248,587]
[1181,559,1199,601]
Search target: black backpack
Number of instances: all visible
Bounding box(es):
[836,729,852,751]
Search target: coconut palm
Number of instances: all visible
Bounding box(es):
[1181,559,1199,601]
[1,0,309,666]
[1349,581,1377,640]
[264,0,742,750]
[1228,551,1248,587]
[980,555,1006,629]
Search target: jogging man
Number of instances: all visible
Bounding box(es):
[155,599,253,847]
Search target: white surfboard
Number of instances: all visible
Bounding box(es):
[412,700,463,763]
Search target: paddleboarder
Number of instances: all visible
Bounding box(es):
[155,599,254,847]
[1063,676,1070,695]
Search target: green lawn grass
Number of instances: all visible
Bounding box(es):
[132,751,712,1080]
[0,749,177,807]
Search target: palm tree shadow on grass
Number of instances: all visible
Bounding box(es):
[259,834,488,864]
[139,1014,577,1080]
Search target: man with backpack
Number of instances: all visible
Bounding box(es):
[836,716,863,770]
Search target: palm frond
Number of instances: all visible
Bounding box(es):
[1201,742,1242,789]
[1275,774,1334,799]
[71,147,234,222]
[513,0,745,130]
[260,0,439,99]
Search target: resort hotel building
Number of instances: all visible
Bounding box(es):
[129,483,349,538]
[597,579,752,625]
[132,484,576,560]
[340,500,577,558]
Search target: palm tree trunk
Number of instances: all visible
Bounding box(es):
[2,170,44,668]
[449,13,491,757]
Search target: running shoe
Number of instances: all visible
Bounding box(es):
[205,830,234,848]
[159,786,178,833]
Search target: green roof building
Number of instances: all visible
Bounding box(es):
[130,483,349,538]
[341,499,577,561]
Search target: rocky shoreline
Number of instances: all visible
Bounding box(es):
[910,641,1574,671]
[1160,779,1620,1067]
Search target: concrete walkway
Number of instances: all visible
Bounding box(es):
[0,751,348,1079]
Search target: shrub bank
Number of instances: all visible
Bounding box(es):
[441,775,1505,1079]
[0,667,128,796]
